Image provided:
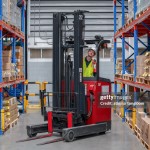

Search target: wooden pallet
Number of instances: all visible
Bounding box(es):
[144,79,150,85]
[9,117,18,128]
[134,124,141,140]
[123,74,133,81]
[136,77,145,84]
[3,117,19,132]
[136,6,150,18]
[141,138,150,150]
[126,117,134,130]
[2,19,11,25]
[115,74,122,79]
[123,18,134,29]
[16,75,24,80]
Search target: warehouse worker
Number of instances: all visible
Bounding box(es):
[83,48,96,77]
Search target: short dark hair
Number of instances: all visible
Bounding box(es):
[88,49,96,56]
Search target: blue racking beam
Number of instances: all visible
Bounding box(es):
[121,0,125,26]
[20,2,25,112]
[117,0,128,10]
[21,5,25,32]
[12,38,16,63]
[133,0,137,19]
[134,26,138,81]
[114,0,117,112]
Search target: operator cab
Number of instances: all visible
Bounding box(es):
[83,36,110,82]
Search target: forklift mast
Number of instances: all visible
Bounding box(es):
[53,11,87,116]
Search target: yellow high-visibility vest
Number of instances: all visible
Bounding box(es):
[83,58,94,77]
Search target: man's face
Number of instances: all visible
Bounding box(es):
[88,50,95,57]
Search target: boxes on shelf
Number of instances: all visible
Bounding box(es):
[3,97,18,129]
[136,55,146,77]
[2,0,22,31]
[136,111,146,130]
[141,117,150,146]
[116,58,134,75]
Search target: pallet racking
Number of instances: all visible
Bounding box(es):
[113,0,150,127]
[0,0,26,135]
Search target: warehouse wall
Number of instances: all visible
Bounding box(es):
[28,0,124,100]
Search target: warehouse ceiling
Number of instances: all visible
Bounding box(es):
[30,0,123,42]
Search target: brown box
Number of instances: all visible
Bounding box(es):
[137,66,145,77]
[3,57,11,63]
[3,97,17,106]
[3,63,11,70]
[3,50,12,57]
[17,61,23,66]
[136,112,146,129]
[146,102,150,115]
[136,55,146,67]
[16,46,23,58]
[141,118,150,145]
[17,65,23,69]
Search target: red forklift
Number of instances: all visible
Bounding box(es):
[19,10,111,145]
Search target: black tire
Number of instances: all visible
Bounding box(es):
[64,130,75,142]
[27,131,37,138]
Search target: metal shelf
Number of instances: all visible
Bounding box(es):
[0,79,25,88]
[115,7,150,38]
[0,0,26,135]
[113,0,150,125]
[115,78,150,91]
[0,21,25,39]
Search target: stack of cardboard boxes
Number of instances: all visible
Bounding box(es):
[3,97,18,128]
[141,117,150,146]
[2,48,12,81]
[116,58,134,75]
[136,55,146,78]
[143,52,150,80]
[16,46,24,77]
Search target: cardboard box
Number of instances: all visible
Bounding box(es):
[137,66,145,77]
[136,55,146,67]
[16,46,23,58]
[3,97,17,106]
[3,50,12,57]
[136,112,146,129]
[3,63,11,70]
[141,118,150,145]
[3,57,11,63]
[146,102,150,115]
[17,61,23,66]
[17,65,24,71]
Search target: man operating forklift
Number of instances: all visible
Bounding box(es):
[83,48,96,77]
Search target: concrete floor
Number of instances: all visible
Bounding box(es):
[0,111,146,150]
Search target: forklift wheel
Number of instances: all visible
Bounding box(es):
[64,130,75,142]
[27,131,37,138]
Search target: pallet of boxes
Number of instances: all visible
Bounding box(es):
[2,47,17,82]
[3,97,19,131]
[115,58,133,80]
[136,53,150,85]
[16,46,24,79]
[136,102,150,150]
